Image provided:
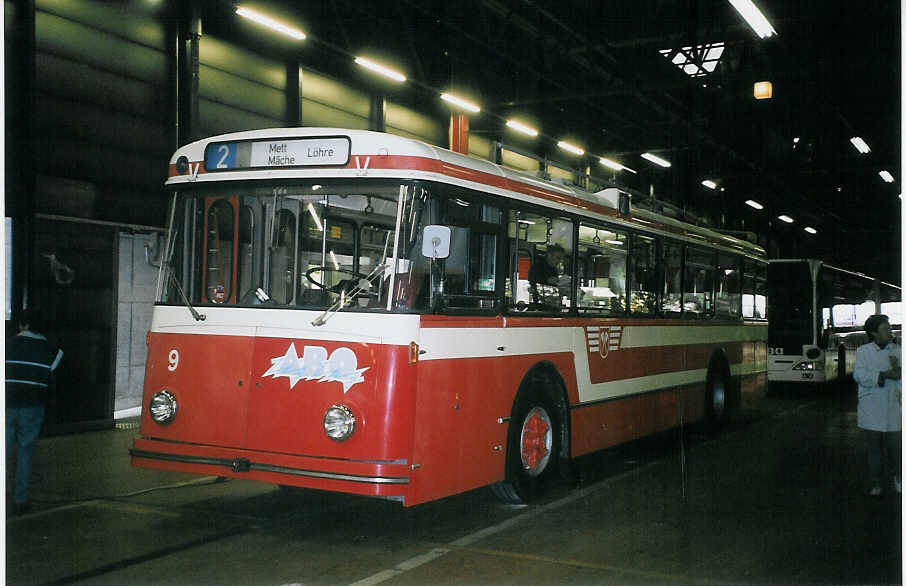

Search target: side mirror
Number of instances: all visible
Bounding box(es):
[422,225,451,259]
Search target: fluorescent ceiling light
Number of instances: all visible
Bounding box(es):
[701,180,717,189]
[849,136,871,154]
[641,152,671,167]
[804,226,817,235]
[557,141,585,156]
[505,120,538,137]
[879,170,895,183]
[605,239,624,245]
[440,93,480,113]
[745,199,764,210]
[777,214,794,223]
[728,0,777,38]
[354,57,406,82]
[236,7,306,40]
[599,158,637,174]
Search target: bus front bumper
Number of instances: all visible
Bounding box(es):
[131,437,411,501]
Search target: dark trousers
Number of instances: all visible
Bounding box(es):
[6,406,45,505]
[864,429,901,488]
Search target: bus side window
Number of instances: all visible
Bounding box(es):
[662,241,683,317]
[715,254,742,319]
[441,195,501,311]
[743,259,767,319]
[628,234,657,315]
[683,247,715,318]
[577,223,626,315]
[507,209,574,313]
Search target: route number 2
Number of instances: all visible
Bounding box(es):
[168,349,180,371]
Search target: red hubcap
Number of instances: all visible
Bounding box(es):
[521,407,552,475]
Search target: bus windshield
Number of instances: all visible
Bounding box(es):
[158,180,432,313]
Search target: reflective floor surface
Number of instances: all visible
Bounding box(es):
[6,382,901,585]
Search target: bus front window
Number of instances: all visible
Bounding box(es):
[160,181,431,313]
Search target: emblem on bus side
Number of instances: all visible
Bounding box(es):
[262,342,369,393]
[586,325,624,358]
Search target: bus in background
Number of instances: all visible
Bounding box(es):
[131,127,768,506]
[767,259,901,390]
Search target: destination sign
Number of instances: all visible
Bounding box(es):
[204,137,351,171]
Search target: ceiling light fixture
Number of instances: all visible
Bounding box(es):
[505,120,538,137]
[849,136,871,154]
[641,152,672,168]
[753,81,773,99]
[701,180,717,190]
[728,0,777,38]
[557,141,585,156]
[777,214,794,224]
[354,57,406,82]
[804,226,817,235]
[879,170,895,183]
[745,199,764,210]
[599,158,637,174]
[440,93,480,113]
[235,7,306,40]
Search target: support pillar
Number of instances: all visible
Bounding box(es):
[286,61,301,126]
[7,0,36,318]
[449,113,470,154]
[177,2,201,145]
[370,93,386,132]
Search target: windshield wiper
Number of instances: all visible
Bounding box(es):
[311,261,387,327]
[167,265,206,322]
[312,232,391,327]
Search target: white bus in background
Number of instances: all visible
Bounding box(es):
[767,259,901,389]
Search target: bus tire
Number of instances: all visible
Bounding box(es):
[492,376,562,504]
[705,354,735,431]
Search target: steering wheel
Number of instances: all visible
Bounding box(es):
[305,266,374,295]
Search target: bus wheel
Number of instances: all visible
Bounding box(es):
[492,381,560,504]
[705,358,734,431]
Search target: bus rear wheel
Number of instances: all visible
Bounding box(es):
[492,380,561,504]
[705,357,736,431]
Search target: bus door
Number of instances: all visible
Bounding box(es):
[202,196,240,304]
[264,196,301,305]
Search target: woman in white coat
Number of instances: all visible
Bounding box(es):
[853,314,901,496]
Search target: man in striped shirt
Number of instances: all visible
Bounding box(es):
[6,314,63,515]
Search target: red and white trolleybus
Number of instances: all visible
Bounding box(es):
[131,127,768,505]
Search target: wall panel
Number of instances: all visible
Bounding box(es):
[199,99,283,136]
[386,102,444,146]
[35,11,166,84]
[36,0,165,48]
[36,52,166,120]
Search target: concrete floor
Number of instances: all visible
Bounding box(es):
[5,383,902,585]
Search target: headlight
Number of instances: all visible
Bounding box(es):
[149,390,178,425]
[805,348,821,360]
[323,404,356,441]
[792,361,815,371]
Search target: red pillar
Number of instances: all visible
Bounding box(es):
[449,113,469,154]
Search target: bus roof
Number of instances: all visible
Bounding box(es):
[167,127,766,259]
